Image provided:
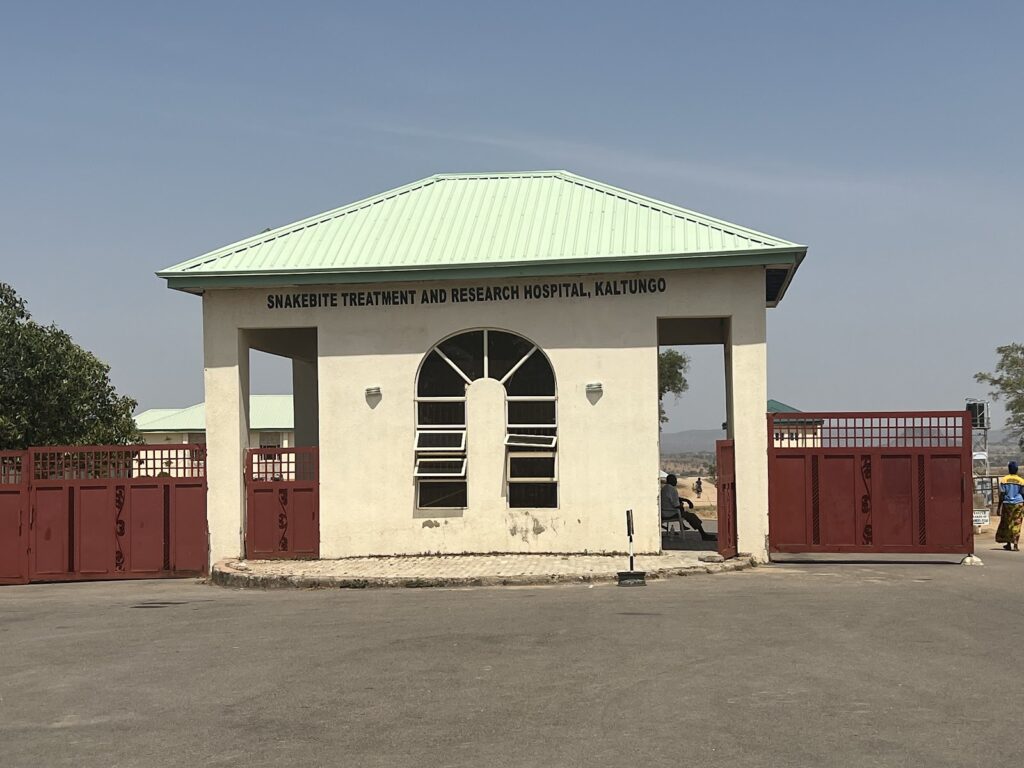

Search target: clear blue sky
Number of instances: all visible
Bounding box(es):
[2,1,1020,431]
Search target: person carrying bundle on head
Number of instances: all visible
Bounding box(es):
[996,461,1024,552]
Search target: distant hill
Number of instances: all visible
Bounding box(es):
[660,428,725,454]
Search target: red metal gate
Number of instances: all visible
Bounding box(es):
[0,452,29,584]
[716,440,738,559]
[245,447,319,559]
[768,411,973,554]
[0,446,208,585]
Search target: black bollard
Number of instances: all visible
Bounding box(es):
[617,509,646,586]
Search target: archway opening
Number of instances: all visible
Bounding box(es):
[657,318,729,552]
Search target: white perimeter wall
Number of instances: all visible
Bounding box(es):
[201,267,769,561]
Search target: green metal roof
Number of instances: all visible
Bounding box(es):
[135,395,294,433]
[767,399,802,414]
[159,171,806,302]
[133,408,182,430]
[767,399,824,426]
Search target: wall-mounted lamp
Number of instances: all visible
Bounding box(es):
[365,386,383,410]
[585,382,603,393]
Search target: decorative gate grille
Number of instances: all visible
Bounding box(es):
[768,412,973,554]
[245,448,319,559]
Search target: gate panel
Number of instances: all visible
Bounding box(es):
[289,487,319,557]
[246,448,319,559]
[927,455,967,548]
[31,485,71,579]
[250,487,287,557]
[819,455,857,547]
[0,452,28,585]
[716,440,737,559]
[768,454,810,549]
[0,488,27,583]
[78,485,116,575]
[768,412,973,555]
[170,482,208,573]
[15,446,209,584]
[128,484,165,574]
[876,455,913,547]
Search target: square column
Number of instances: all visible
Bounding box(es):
[202,301,249,563]
[292,358,319,447]
[725,306,769,560]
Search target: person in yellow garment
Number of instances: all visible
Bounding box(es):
[995,461,1024,552]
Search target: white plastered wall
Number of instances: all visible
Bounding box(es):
[725,292,769,558]
[200,266,769,562]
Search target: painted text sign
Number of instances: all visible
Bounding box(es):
[266,277,668,310]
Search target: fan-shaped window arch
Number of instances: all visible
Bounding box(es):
[415,329,557,509]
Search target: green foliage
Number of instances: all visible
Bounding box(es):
[976,343,1024,449]
[658,348,690,424]
[0,283,140,449]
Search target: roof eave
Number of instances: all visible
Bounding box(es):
[159,247,807,306]
[766,249,807,307]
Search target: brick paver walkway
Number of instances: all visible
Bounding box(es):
[212,551,754,589]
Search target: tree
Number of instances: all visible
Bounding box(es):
[658,349,690,425]
[976,343,1024,448]
[0,283,139,449]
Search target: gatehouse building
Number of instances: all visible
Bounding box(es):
[157,171,807,562]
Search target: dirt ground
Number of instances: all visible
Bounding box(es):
[662,473,717,519]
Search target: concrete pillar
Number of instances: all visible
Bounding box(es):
[202,302,250,563]
[292,358,319,447]
[465,377,506,517]
[726,306,768,560]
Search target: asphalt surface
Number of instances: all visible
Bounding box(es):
[1,536,1020,768]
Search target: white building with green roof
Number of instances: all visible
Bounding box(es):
[158,171,807,562]
[135,395,295,450]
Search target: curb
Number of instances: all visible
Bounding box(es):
[209,556,756,590]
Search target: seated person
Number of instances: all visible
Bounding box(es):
[661,474,716,541]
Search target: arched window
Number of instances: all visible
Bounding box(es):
[415,329,557,509]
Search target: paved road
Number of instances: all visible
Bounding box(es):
[1,538,1019,768]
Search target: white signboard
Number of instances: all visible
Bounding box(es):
[973,509,990,527]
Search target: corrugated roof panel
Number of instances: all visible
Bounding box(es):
[133,408,180,430]
[560,179,581,256]
[160,171,804,281]
[435,178,470,264]
[133,403,206,432]
[523,177,548,258]
[767,399,802,414]
[249,395,296,429]
[401,181,441,265]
